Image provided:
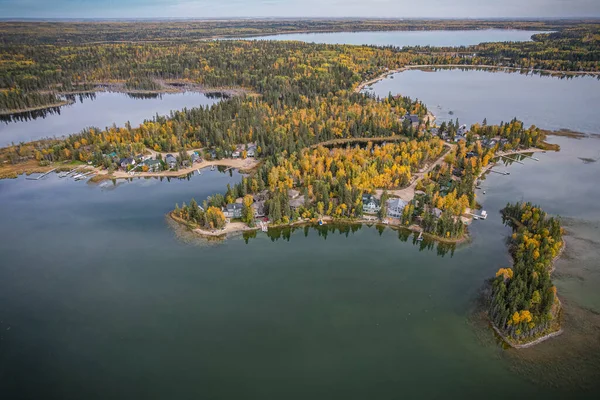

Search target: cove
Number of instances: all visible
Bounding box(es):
[238,29,549,47]
[0,91,222,146]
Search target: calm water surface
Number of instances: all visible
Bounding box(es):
[0,92,220,146]
[242,29,547,47]
[367,69,600,134]
[0,136,599,399]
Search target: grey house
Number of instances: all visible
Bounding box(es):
[223,203,243,219]
[165,154,177,169]
[386,198,407,219]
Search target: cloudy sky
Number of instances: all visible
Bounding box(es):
[1,0,599,19]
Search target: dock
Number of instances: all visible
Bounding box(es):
[26,168,57,180]
[488,169,510,176]
[499,155,524,165]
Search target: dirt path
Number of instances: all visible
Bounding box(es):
[376,142,455,201]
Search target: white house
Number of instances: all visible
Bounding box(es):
[362,194,380,214]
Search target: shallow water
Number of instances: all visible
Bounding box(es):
[0,91,220,146]
[240,29,547,47]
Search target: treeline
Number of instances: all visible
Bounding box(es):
[0,88,63,113]
[0,19,578,45]
[490,202,563,342]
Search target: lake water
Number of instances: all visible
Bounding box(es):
[2,33,600,398]
[0,91,221,146]
[367,69,600,134]
[1,135,600,399]
[241,29,548,47]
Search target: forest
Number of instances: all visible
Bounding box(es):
[0,21,598,113]
[490,202,563,343]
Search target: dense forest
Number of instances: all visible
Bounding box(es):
[0,21,598,113]
[490,202,563,343]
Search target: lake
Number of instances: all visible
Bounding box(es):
[1,134,600,399]
[240,29,548,47]
[2,32,600,398]
[367,68,600,134]
[0,91,221,146]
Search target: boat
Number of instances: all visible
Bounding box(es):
[210,165,216,171]
[417,232,424,241]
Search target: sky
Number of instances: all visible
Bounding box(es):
[1,0,599,19]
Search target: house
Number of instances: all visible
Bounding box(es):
[430,128,439,136]
[165,154,177,169]
[232,150,241,158]
[144,159,162,172]
[120,157,135,169]
[252,200,266,217]
[482,139,497,149]
[223,203,243,219]
[402,114,420,128]
[289,196,305,210]
[362,194,381,214]
[386,198,407,219]
[191,153,202,164]
[247,144,257,158]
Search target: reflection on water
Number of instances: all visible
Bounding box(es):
[0,91,222,145]
[240,223,457,256]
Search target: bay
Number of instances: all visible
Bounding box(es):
[0,91,221,146]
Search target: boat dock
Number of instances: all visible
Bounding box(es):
[26,168,57,180]
[499,155,524,165]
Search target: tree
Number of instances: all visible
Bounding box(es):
[241,195,254,226]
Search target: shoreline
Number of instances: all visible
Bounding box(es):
[0,81,254,117]
[0,99,74,116]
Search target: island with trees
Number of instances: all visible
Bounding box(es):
[490,202,564,347]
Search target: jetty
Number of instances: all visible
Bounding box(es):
[26,168,56,180]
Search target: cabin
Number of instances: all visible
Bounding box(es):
[232,150,241,158]
[120,157,135,169]
[247,144,257,158]
[288,189,305,211]
[386,198,407,219]
[362,194,381,214]
[165,154,177,169]
[223,203,243,219]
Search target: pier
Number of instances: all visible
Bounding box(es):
[499,155,524,165]
[488,169,510,175]
[26,168,56,180]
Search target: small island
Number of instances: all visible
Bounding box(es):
[490,202,564,347]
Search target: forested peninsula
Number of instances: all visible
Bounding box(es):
[0,19,595,347]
